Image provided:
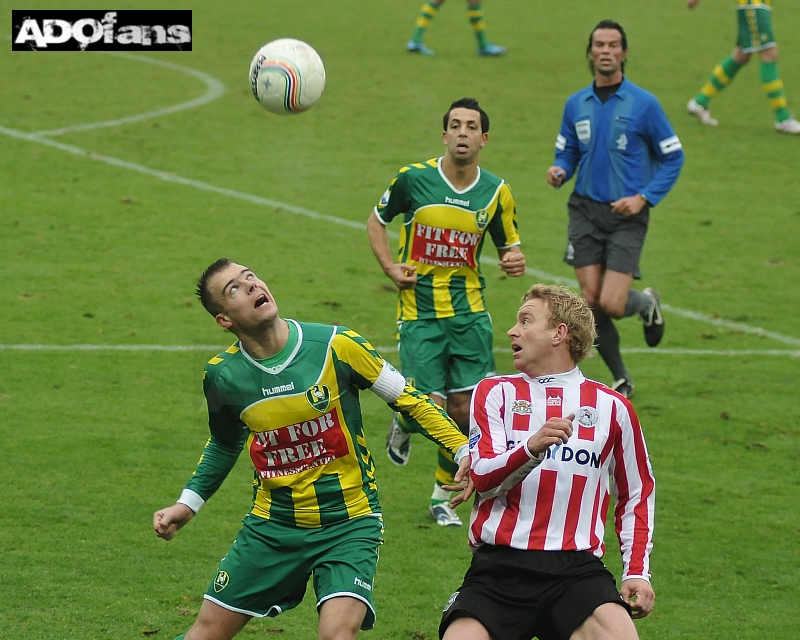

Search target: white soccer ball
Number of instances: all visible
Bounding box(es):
[248,38,326,115]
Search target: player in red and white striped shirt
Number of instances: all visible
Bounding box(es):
[441,284,655,640]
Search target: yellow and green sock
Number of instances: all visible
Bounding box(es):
[761,61,790,123]
[695,55,742,108]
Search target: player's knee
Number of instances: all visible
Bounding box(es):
[760,46,778,63]
[442,615,492,640]
[570,603,638,640]
[733,48,752,65]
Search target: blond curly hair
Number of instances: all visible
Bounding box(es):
[520,284,596,364]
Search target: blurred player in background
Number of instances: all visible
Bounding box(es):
[153,259,469,640]
[407,0,506,56]
[546,20,684,398]
[687,0,800,134]
[440,284,655,640]
[367,98,525,526]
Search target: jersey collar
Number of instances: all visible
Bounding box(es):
[521,366,585,386]
[239,319,303,375]
[436,156,482,195]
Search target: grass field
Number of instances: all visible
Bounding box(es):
[1,1,799,638]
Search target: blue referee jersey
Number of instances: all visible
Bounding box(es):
[553,78,684,206]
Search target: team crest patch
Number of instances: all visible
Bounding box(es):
[379,188,390,207]
[306,384,331,412]
[511,400,532,415]
[475,208,489,230]
[575,119,591,143]
[213,571,229,593]
[577,406,599,427]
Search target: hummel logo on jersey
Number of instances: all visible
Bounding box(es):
[511,400,532,415]
[354,577,372,591]
[445,196,470,206]
[616,133,628,150]
[262,381,295,396]
[547,396,562,407]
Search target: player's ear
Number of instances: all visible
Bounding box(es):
[215,313,233,330]
[480,132,488,147]
[552,323,569,346]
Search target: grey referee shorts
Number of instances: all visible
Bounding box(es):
[564,192,649,279]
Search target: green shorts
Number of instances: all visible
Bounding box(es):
[397,312,495,398]
[737,6,776,53]
[205,513,383,630]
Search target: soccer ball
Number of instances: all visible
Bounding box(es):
[248,38,326,115]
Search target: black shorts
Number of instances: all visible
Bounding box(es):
[564,192,649,279]
[439,546,631,640]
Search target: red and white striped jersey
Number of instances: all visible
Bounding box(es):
[467,368,655,582]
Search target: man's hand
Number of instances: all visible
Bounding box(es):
[527,413,574,457]
[443,454,474,508]
[498,250,526,277]
[385,263,417,290]
[611,194,647,217]
[687,0,701,9]
[546,165,566,187]
[621,578,655,619]
[153,503,195,541]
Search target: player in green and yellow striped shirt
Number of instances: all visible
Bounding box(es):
[367,98,525,527]
[153,259,468,640]
[687,0,800,134]
[407,0,506,56]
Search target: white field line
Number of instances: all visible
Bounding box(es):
[2,52,799,348]
[1,344,798,357]
[32,52,225,136]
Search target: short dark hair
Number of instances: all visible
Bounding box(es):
[442,97,489,133]
[587,19,628,75]
[196,258,233,316]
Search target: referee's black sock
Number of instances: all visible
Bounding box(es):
[623,288,652,318]
[594,311,630,382]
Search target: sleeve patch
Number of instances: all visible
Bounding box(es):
[468,425,482,449]
[659,135,682,154]
[371,360,406,403]
[555,134,567,151]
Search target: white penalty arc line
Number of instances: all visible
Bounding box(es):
[1,344,798,357]
[28,52,226,137]
[1,55,798,347]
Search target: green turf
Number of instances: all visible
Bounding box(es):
[1,0,799,638]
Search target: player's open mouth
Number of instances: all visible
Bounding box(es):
[512,344,522,353]
[254,294,268,308]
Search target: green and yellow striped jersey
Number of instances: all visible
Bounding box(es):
[374,157,520,321]
[735,1,771,8]
[183,320,467,528]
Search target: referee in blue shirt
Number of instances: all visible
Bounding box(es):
[546,19,684,398]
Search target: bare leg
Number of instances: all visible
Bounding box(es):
[317,596,367,640]
[184,599,250,640]
[442,615,492,640]
[569,602,639,640]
